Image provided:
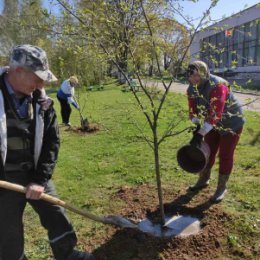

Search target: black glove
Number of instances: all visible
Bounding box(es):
[193,124,201,134]
[190,132,203,147]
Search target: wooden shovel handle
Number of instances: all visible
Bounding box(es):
[0,180,107,224]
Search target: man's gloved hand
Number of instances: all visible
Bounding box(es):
[34,89,54,111]
[190,132,203,147]
[39,97,54,111]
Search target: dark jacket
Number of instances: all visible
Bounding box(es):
[0,73,60,186]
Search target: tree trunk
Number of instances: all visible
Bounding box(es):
[164,53,171,71]
[148,64,153,77]
[117,60,128,84]
[153,127,166,225]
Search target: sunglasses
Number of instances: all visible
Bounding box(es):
[186,65,198,77]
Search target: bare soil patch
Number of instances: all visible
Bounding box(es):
[81,184,239,260]
[65,123,100,134]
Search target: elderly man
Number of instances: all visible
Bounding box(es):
[0,45,95,260]
[186,60,245,202]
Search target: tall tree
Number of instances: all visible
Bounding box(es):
[2,0,19,17]
[19,0,49,44]
[76,0,143,83]
[55,0,220,225]
[0,0,19,54]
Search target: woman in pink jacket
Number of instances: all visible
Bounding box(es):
[186,60,245,202]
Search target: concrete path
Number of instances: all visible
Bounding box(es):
[142,80,260,113]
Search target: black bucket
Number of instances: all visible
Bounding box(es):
[177,141,210,174]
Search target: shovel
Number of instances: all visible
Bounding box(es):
[0,181,137,229]
[74,96,89,130]
[79,110,89,130]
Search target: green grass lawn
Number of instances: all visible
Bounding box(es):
[23,83,259,259]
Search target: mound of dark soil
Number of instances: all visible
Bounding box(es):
[81,184,235,260]
[65,123,100,134]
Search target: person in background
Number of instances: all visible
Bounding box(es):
[57,76,80,126]
[186,60,245,202]
[0,44,95,260]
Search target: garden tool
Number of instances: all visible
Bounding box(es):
[79,109,89,129]
[0,181,137,229]
[0,181,203,237]
[177,141,210,173]
[74,95,89,129]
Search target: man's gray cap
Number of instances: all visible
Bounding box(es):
[10,44,57,82]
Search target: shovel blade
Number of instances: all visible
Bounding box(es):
[104,215,137,229]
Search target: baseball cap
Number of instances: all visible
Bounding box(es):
[9,44,57,82]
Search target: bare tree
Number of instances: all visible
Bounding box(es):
[55,0,220,225]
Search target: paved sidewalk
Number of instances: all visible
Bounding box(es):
[142,80,260,113]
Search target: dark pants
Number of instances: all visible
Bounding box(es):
[57,96,71,124]
[0,172,77,260]
[204,128,243,175]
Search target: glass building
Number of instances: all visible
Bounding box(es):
[190,4,260,86]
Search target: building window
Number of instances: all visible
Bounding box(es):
[256,20,260,65]
[233,25,244,67]
[243,21,257,65]
[216,32,225,68]
[200,18,260,69]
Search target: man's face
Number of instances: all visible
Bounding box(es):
[187,67,201,86]
[15,67,45,96]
